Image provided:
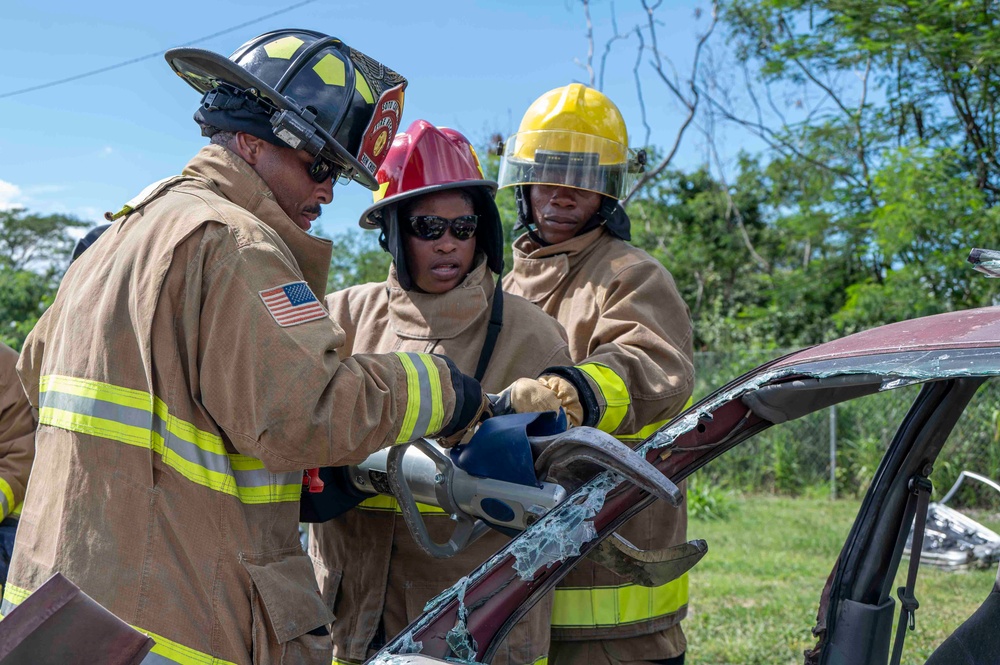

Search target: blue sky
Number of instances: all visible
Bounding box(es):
[0,0,732,235]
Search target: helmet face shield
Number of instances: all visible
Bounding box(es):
[497,129,637,199]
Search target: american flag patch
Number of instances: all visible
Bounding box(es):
[259,281,327,327]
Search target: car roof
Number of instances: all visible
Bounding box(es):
[773,306,1000,369]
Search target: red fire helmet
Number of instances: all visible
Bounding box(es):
[359,119,498,230]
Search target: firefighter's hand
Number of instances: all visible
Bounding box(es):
[438,392,491,448]
[496,377,583,427]
[538,374,584,427]
[435,361,492,448]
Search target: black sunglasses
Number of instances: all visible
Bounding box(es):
[307,153,346,184]
[408,215,479,241]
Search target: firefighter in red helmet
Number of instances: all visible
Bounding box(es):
[309,119,589,665]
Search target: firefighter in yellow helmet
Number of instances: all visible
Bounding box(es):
[3,30,490,665]
[499,84,696,665]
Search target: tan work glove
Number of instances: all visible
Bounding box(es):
[538,374,584,427]
[498,376,584,428]
[438,392,492,448]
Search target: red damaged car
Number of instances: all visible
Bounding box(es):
[370,300,1000,665]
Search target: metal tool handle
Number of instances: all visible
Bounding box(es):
[532,427,684,506]
[387,439,488,559]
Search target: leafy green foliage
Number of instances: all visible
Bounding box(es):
[326,229,392,292]
[712,0,1000,342]
[0,208,87,350]
[687,478,736,521]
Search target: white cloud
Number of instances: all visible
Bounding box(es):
[0,179,22,210]
[100,146,114,157]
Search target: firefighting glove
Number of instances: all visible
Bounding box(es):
[436,356,492,448]
[538,374,584,427]
[494,376,584,428]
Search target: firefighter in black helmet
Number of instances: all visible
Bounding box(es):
[6,30,490,665]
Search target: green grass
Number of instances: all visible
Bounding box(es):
[685,496,999,664]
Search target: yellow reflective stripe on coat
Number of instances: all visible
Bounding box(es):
[576,363,630,433]
[37,375,301,505]
[139,627,239,665]
[616,397,695,442]
[0,477,15,521]
[0,582,31,618]
[1,585,238,664]
[358,494,446,514]
[550,573,688,628]
[394,352,445,443]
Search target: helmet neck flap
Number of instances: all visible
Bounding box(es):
[379,185,503,291]
[360,120,504,290]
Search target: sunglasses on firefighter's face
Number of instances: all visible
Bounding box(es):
[306,153,349,184]
[408,215,479,241]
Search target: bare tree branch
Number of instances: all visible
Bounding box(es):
[777,16,854,120]
[580,0,596,87]
[761,70,790,127]
[632,26,651,146]
[701,89,862,185]
[704,116,770,271]
[598,2,630,91]
[626,0,719,203]
[853,55,875,199]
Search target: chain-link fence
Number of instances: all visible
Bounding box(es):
[693,350,1000,507]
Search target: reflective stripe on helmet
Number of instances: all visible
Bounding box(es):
[575,363,630,434]
[263,35,304,59]
[354,73,374,104]
[394,352,445,443]
[37,375,302,505]
[550,573,688,629]
[313,53,347,86]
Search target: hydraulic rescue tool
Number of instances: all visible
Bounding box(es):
[302,411,700,570]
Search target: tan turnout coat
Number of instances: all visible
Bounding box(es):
[0,342,35,523]
[310,258,573,664]
[504,227,695,656]
[3,145,462,665]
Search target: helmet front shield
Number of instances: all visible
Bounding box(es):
[496,129,640,200]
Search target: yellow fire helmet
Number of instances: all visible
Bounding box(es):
[497,83,643,200]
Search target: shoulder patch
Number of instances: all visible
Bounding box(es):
[259,281,328,327]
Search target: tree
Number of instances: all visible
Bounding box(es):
[0,208,87,350]
[327,229,391,292]
[698,0,1000,339]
